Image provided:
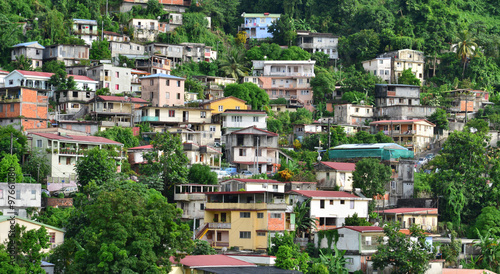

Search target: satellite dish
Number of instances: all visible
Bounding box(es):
[221,247,227,253]
[123,63,127,67]
[36,123,41,128]
[187,124,192,129]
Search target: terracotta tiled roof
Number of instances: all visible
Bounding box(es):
[288,190,361,198]
[319,162,356,171]
[128,144,153,150]
[170,255,256,267]
[30,133,122,145]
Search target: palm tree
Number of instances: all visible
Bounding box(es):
[294,198,317,237]
[453,30,478,78]
[219,49,249,82]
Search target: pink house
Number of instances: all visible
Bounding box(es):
[140,73,185,107]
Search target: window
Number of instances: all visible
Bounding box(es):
[200,203,204,210]
[166,92,170,99]
[116,71,119,78]
[240,212,250,218]
[150,79,154,85]
[49,233,56,243]
[209,126,216,132]
[270,213,281,219]
[240,231,251,238]
[257,212,264,218]
[0,189,3,199]
[326,172,330,179]
[397,62,401,67]
[8,80,13,85]
[31,190,36,200]
[239,149,246,156]
[235,106,240,110]
[166,80,170,86]
[218,106,223,112]
[301,90,309,95]
[255,149,262,156]
[380,70,384,75]
[320,200,325,208]
[272,80,276,85]
[115,84,119,90]
[330,200,333,205]
[273,185,278,190]
[176,93,180,99]
[253,116,259,122]
[200,111,206,118]
[177,81,181,87]
[16,190,21,200]
[385,70,390,75]
[408,63,413,68]
[340,200,345,205]
[36,140,42,148]
[260,17,266,23]
[379,60,383,64]
[168,110,175,117]
[345,258,354,265]
[355,108,359,113]
[257,232,266,236]
[108,103,114,109]
[350,200,355,209]
[10,103,14,112]
[231,116,242,122]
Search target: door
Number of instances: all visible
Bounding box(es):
[217,232,222,241]
[183,111,189,122]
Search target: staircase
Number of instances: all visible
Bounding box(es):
[195,223,209,239]
[72,106,89,120]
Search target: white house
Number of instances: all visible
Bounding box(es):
[0,183,42,217]
[220,178,286,193]
[218,109,267,136]
[362,57,392,82]
[315,162,356,191]
[4,70,98,92]
[72,19,99,46]
[288,190,371,230]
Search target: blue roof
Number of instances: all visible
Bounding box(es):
[140,73,185,80]
[12,41,45,49]
[72,18,97,24]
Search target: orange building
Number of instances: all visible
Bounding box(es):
[0,87,48,130]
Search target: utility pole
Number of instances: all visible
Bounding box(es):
[10,132,13,155]
[328,118,331,149]
[255,136,259,174]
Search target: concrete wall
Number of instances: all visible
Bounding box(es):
[0,183,41,217]
[375,105,437,120]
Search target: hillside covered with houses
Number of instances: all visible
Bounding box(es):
[2,0,500,273]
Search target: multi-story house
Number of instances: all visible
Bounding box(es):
[43,44,90,66]
[374,84,437,120]
[0,216,65,251]
[329,143,415,207]
[334,104,374,126]
[288,190,371,231]
[446,89,490,121]
[120,0,190,13]
[66,65,89,76]
[375,208,438,232]
[128,19,168,42]
[362,57,392,83]
[109,41,145,59]
[131,69,149,97]
[29,133,124,180]
[293,123,324,141]
[4,70,98,93]
[198,190,292,250]
[72,19,99,46]
[55,89,94,116]
[296,30,339,60]
[174,183,220,229]
[89,95,149,130]
[145,43,184,68]
[0,87,48,130]
[220,178,286,193]
[200,96,248,115]
[0,183,42,217]
[0,70,9,88]
[244,60,316,111]
[370,119,436,154]
[140,73,185,107]
[315,162,356,191]
[370,49,425,84]
[135,55,171,75]
[57,120,99,135]
[11,41,45,69]
[192,76,236,100]
[217,109,267,136]
[180,43,216,62]
[240,13,280,39]
[86,64,134,94]
[225,126,279,174]
[103,30,130,43]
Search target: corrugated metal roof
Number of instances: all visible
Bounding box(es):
[12,41,45,49]
[140,73,185,80]
[289,190,362,199]
[31,133,123,145]
[332,143,409,150]
[319,162,356,171]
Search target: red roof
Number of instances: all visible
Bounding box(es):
[222,178,283,184]
[128,144,153,150]
[370,119,436,126]
[320,162,356,171]
[170,255,256,268]
[206,191,267,195]
[31,133,122,145]
[0,70,9,74]
[376,208,438,214]
[289,190,361,198]
[231,126,278,137]
[103,30,125,36]
[96,95,149,103]
[290,181,317,184]
[15,70,96,82]
[341,226,383,233]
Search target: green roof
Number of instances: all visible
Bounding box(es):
[0,216,65,233]
[329,143,414,161]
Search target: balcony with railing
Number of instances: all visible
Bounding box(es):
[208,222,231,229]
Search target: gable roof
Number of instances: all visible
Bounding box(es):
[288,190,362,199]
[12,70,97,82]
[339,226,383,233]
[139,73,185,80]
[128,144,153,150]
[231,126,278,137]
[12,41,45,49]
[30,133,123,145]
[171,255,256,268]
[0,216,65,233]
[200,96,247,105]
[220,110,266,115]
[221,178,283,184]
[376,208,438,215]
[319,162,356,171]
[95,95,149,103]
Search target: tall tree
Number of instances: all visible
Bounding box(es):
[224,82,269,110]
[2,225,49,273]
[294,198,316,237]
[140,132,189,200]
[352,158,391,211]
[22,150,51,184]
[372,223,434,273]
[219,49,249,82]
[0,125,27,160]
[10,55,33,71]
[95,127,139,149]
[75,147,117,192]
[0,154,23,183]
[427,108,449,134]
[90,39,111,60]
[397,68,421,86]
[453,30,478,78]
[188,164,218,185]
[269,14,296,46]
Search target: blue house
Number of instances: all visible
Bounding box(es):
[240,13,281,40]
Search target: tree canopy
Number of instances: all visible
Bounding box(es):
[224,82,269,110]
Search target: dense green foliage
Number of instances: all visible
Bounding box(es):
[224,82,269,110]
[95,126,139,149]
[75,147,118,191]
[22,150,51,184]
[353,158,391,211]
[0,125,27,160]
[0,154,23,183]
[188,164,218,185]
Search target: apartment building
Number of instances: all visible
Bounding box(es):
[85,64,134,94]
[0,87,48,130]
[244,60,316,111]
[296,30,339,60]
[109,41,145,58]
[128,19,168,42]
[364,49,425,84]
[220,178,286,193]
[103,31,130,43]
[240,13,280,39]
[135,55,172,75]
[0,183,41,217]
[370,119,436,154]
[11,41,45,69]
[198,190,292,250]
[43,44,90,66]
[180,43,217,62]
[29,133,124,179]
[131,69,149,97]
[446,89,490,120]
[56,89,94,115]
[217,109,267,136]
[315,162,356,191]
[374,84,437,120]
[361,57,392,82]
[174,184,220,227]
[145,43,184,68]
[72,19,99,46]
[140,73,185,107]
[89,95,149,130]
[225,126,279,174]
[334,104,374,126]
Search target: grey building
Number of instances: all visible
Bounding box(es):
[11,41,45,69]
[43,44,90,66]
[296,30,339,60]
[0,183,42,217]
[145,43,184,68]
[374,84,437,120]
[109,41,145,59]
[86,64,134,95]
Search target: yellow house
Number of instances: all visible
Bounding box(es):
[201,96,249,114]
[197,191,292,251]
[376,208,438,232]
[0,216,65,252]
